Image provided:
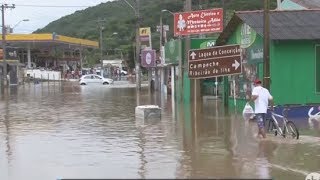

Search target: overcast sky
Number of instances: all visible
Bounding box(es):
[3,0,112,33]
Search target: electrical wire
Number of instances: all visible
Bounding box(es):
[13,4,93,8]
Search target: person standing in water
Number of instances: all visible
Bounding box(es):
[250,79,274,138]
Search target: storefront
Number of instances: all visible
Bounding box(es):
[216,9,320,124]
[0,33,98,82]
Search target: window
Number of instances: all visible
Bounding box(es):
[84,76,91,79]
[316,45,320,93]
[94,76,102,79]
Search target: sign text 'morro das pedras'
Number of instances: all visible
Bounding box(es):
[174,8,223,36]
[188,44,242,79]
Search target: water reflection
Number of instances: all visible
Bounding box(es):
[0,90,11,180]
[0,82,319,180]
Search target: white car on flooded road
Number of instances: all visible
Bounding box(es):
[79,74,113,85]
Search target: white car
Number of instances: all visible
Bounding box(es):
[120,69,128,76]
[79,74,113,85]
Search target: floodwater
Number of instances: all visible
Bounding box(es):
[0,81,319,180]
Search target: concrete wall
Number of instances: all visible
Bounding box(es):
[25,69,61,80]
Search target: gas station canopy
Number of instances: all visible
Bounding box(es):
[0,33,99,49]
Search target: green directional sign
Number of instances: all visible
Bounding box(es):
[164,39,182,64]
[191,38,216,49]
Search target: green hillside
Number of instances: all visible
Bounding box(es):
[35,0,276,67]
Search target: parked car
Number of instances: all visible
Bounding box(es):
[79,74,113,85]
[120,69,128,76]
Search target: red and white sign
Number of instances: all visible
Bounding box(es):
[174,8,223,36]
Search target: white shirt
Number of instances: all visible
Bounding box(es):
[252,86,273,113]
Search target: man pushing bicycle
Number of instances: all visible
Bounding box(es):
[249,79,274,138]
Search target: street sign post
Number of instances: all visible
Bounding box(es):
[156,25,169,32]
[188,44,242,79]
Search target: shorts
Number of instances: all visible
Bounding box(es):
[255,113,266,129]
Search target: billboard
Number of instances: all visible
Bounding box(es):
[174,8,223,36]
[164,39,182,64]
[139,27,152,49]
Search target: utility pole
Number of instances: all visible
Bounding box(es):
[122,0,141,91]
[263,0,270,90]
[135,0,141,91]
[1,4,15,87]
[97,19,106,69]
[159,11,163,92]
[100,26,104,67]
[184,0,194,103]
[222,0,229,107]
[222,0,226,27]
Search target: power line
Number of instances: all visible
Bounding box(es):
[14,4,92,8]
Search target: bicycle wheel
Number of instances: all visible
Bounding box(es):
[266,118,273,132]
[268,118,279,136]
[284,121,299,139]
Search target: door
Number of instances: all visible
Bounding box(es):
[83,75,94,84]
[94,75,103,84]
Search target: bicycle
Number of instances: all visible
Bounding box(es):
[266,107,300,139]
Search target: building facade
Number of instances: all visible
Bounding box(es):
[216,10,320,127]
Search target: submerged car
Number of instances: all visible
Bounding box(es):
[120,69,128,76]
[79,74,113,85]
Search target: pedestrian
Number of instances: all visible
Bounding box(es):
[249,79,274,138]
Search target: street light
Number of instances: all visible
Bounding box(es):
[11,19,29,32]
[161,9,174,15]
[160,9,174,51]
[122,0,141,91]
[96,19,106,69]
[123,0,138,15]
[159,9,174,92]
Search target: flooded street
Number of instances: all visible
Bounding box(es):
[0,82,319,180]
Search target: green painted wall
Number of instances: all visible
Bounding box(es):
[270,40,320,105]
[316,46,320,93]
[224,21,320,112]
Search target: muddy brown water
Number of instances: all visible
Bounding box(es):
[0,82,319,180]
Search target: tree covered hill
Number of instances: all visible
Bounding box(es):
[34,0,276,67]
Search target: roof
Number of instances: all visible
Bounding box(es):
[0,33,99,49]
[291,0,320,9]
[216,9,320,45]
